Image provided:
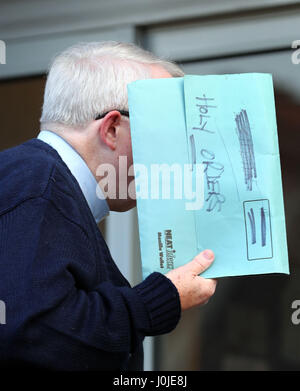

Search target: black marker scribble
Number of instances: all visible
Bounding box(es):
[201,149,226,212]
[247,207,256,244]
[244,199,272,260]
[261,207,266,247]
[192,95,217,133]
[189,134,196,170]
[235,109,257,191]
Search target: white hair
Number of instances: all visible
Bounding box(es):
[40,41,184,128]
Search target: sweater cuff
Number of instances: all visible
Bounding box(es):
[133,272,181,336]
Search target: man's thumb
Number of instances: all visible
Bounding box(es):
[186,250,215,275]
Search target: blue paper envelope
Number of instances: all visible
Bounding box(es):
[127,74,289,279]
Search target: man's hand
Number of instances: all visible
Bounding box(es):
[166,250,217,311]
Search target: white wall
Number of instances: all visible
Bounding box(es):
[1,0,299,79]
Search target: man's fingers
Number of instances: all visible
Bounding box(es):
[166,251,218,311]
[202,278,218,297]
[184,250,215,275]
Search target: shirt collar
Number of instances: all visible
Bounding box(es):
[37,130,109,223]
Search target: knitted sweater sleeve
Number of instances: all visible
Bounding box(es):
[0,196,181,369]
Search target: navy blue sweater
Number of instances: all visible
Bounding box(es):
[0,139,181,370]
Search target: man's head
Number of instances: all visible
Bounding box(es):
[40,41,184,211]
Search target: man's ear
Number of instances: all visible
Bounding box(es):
[98,111,121,151]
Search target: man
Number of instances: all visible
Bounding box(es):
[0,41,217,370]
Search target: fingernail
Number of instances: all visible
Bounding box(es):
[203,250,214,260]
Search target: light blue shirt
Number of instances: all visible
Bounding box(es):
[37,130,110,223]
